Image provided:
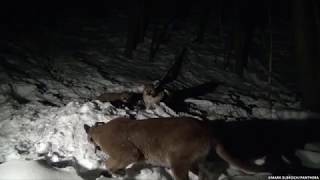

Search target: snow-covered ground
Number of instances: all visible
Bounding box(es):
[0,17,319,180]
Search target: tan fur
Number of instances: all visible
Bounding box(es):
[96,92,131,103]
[84,117,266,180]
[142,84,164,109]
[85,117,210,180]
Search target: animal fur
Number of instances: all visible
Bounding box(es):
[207,118,320,175]
[142,84,165,109]
[84,117,320,179]
[84,117,270,180]
[96,92,132,103]
[84,117,211,180]
[96,92,133,108]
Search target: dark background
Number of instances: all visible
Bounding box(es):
[0,0,319,112]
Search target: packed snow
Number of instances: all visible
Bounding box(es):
[0,159,83,180]
[0,17,319,180]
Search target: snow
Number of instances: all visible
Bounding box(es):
[0,159,83,180]
[0,17,319,180]
[296,148,320,168]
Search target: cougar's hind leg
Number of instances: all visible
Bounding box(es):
[216,144,267,174]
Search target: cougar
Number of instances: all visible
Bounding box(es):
[84,117,270,180]
[142,84,165,109]
[95,92,133,108]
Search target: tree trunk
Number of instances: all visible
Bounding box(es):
[194,0,211,43]
[292,0,320,112]
[138,0,149,43]
[124,0,148,58]
[233,0,253,76]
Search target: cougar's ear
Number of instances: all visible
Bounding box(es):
[84,124,91,133]
[153,80,161,89]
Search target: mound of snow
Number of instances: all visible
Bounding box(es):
[0,159,83,180]
[0,101,121,169]
[0,100,181,180]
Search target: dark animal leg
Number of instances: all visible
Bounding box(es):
[216,144,267,174]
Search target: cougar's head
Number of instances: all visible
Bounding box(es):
[143,84,157,97]
[84,122,105,152]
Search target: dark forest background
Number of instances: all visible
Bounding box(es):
[0,0,319,113]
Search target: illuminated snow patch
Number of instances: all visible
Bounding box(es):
[0,159,83,180]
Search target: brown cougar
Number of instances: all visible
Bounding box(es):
[84,117,268,180]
